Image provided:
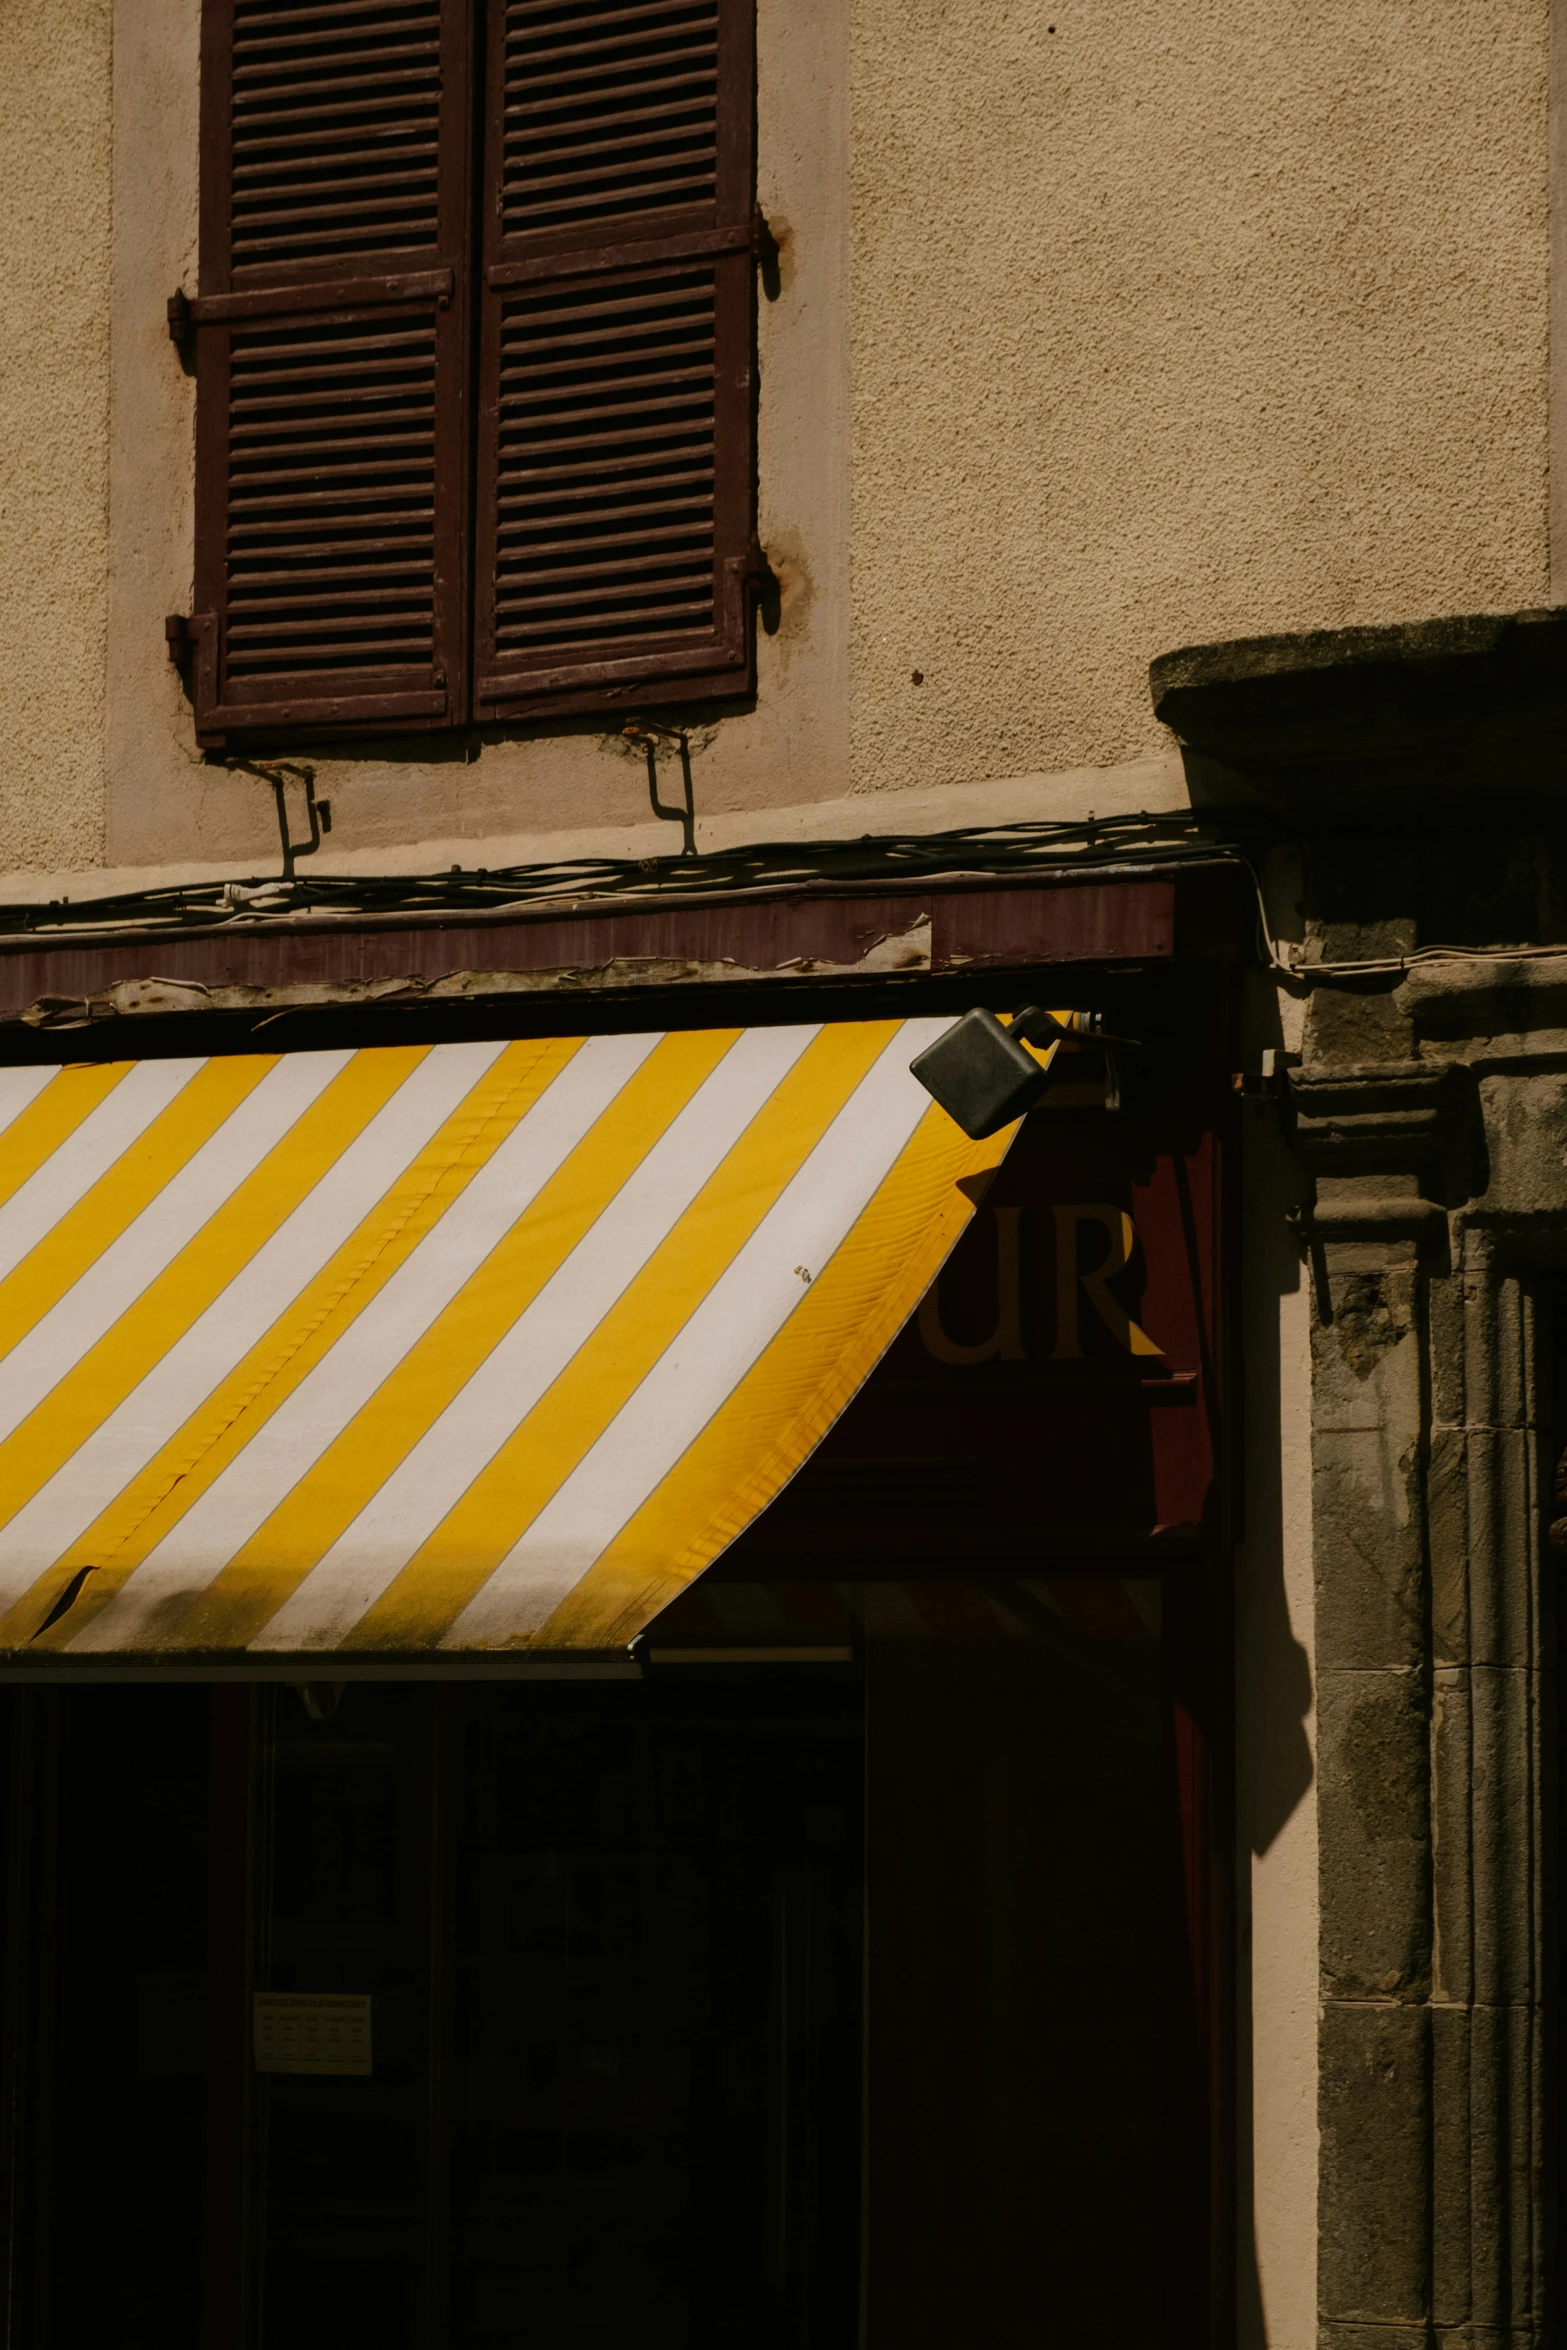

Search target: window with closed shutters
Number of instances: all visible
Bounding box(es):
[187,0,475,745]
[471,0,760,723]
[185,0,761,749]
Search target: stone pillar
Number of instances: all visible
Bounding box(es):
[1293,1023,1553,2350]
[1145,602,1567,2350]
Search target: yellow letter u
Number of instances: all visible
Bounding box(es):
[918,1206,1026,1365]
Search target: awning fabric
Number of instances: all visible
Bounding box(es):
[0,1021,1013,1663]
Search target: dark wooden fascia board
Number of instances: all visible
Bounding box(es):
[0,866,1258,1034]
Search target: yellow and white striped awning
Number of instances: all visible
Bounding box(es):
[0,1022,1011,1666]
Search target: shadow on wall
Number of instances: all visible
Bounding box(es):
[1239,963,1315,1858]
[1235,969,1316,2350]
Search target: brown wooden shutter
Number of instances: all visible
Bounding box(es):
[188,0,473,746]
[471,0,761,723]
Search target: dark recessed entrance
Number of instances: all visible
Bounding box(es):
[0,1579,1211,2348]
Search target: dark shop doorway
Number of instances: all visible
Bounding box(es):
[0,1578,1213,2349]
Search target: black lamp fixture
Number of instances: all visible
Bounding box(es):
[909,1006,1136,1139]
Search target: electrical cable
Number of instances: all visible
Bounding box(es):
[6,811,1563,991]
[1236,850,1567,988]
[0,812,1231,943]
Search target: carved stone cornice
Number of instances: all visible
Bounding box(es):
[1290,1195,1448,1244]
[1148,603,1567,809]
[1287,1060,1461,1174]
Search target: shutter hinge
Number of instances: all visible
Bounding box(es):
[166,289,196,372]
[165,612,193,686]
[751,208,781,295]
[166,612,218,720]
[622,721,697,860]
[721,543,782,641]
[743,537,781,631]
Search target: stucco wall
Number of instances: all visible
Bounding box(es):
[105,0,203,870]
[849,0,1552,800]
[0,0,1555,888]
[0,0,112,872]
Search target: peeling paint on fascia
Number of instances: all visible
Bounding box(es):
[14,918,935,1029]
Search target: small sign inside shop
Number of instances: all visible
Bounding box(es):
[253,1991,372,2076]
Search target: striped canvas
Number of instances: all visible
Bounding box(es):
[0,1022,1014,1663]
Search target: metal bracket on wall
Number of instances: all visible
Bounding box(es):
[623,720,697,858]
[1232,1047,1299,1100]
[226,757,333,882]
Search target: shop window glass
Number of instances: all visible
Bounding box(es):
[445,1679,862,2349]
[3,1574,1209,2347]
[5,1689,211,2350]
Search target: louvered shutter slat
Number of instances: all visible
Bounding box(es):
[473,0,759,722]
[191,0,472,744]
[501,0,719,240]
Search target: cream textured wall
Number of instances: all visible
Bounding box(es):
[0,0,112,871]
[0,0,1555,888]
[105,0,204,871]
[849,0,1553,799]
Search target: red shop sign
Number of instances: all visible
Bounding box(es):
[724,1096,1229,1578]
